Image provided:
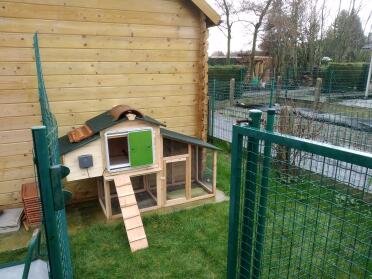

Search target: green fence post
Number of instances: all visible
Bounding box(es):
[227,126,244,279]
[240,109,262,278]
[252,108,275,278]
[32,126,63,279]
[269,79,276,108]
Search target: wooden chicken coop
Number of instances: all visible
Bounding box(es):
[60,105,219,219]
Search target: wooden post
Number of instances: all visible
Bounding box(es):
[314,77,322,108]
[186,144,192,199]
[275,75,282,104]
[212,151,217,195]
[104,179,112,220]
[229,78,235,106]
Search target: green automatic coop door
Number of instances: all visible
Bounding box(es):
[128,130,153,167]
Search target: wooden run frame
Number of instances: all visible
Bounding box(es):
[98,142,217,220]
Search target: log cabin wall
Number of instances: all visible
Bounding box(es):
[0,0,211,208]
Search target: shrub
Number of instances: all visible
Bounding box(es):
[319,63,369,93]
[208,65,248,100]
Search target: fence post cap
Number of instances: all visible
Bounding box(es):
[267,108,276,115]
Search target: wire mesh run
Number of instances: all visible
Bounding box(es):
[227,119,372,279]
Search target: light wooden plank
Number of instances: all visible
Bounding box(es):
[130,238,148,252]
[0,61,198,76]
[0,73,198,90]
[124,215,143,230]
[127,226,146,242]
[0,95,196,117]
[0,129,32,144]
[0,141,32,156]
[0,1,199,26]
[121,204,139,219]
[119,195,137,208]
[0,165,34,181]
[0,18,200,39]
[190,0,221,26]
[116,185,135,197]
[5,0,191,14]
[0,32,199,50]
[0,84,198,103]
[0,108,196,132]
[0,177,34,193]
[0,47,199,62]
[0,191,20,206]
[114,175,131,187]
[0,116,41,131]
[0,154,33,169]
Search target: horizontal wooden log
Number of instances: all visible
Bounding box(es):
[0,142,33,156]
[0,129,32,144]
[0,154,33,169]
[0,33,199,50]
[0,18,200,39]
[0,73,198,90]
[0,165,34,181]
[5,0,195,15]
[0,1,199,26]
[0,191,20,206]
[0,61,198,76]
[0,177,35,194]
[0,116,41,131]
[0,47,199,62]
[0,84,199,103]
[0,95,197,117]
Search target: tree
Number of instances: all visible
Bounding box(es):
[260,0,290,75]
[241,0,273,79]
[214,0,240,64]
[323,10,366,61]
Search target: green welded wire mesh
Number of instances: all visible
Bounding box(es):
[34,33,73,279]
[208,66,371,153]
[228,124,372,279]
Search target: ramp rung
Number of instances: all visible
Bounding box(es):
[127,226,146,242]
[130,238,149,252]
[114,175,131,186]
[113,174,148,253]
[118,195,137,207]
[124,216,144,230]
[116,185,134,197]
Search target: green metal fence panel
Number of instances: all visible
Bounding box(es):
[207,67,371,153]
[33,33,73,279]
[227,109,372,278]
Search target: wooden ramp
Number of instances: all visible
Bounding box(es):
[113,175,148,252]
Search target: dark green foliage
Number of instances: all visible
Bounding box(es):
[209,57,241,66]
[208,65,247,82]
[322,10,368,62]
[320,63,369,93]
[208,65,248,100]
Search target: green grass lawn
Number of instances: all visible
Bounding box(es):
[1,144,370,278]
[0,145,232,279]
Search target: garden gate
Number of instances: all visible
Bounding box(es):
[32,33,73,278]
[227,109,372,278]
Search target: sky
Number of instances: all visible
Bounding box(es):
[206,0,372,55]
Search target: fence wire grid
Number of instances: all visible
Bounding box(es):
[208,68,371,153]
[227,118,372,279]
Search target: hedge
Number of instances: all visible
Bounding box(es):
[319,63,369,93]
[208,65,248,100]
